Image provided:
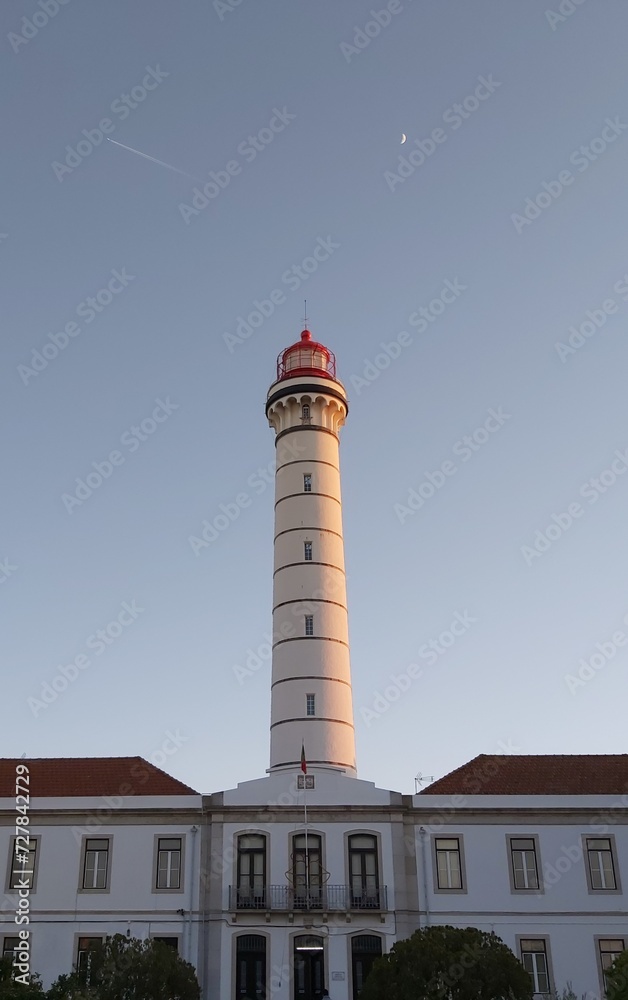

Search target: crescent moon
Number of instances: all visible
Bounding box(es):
[400,133,407,144]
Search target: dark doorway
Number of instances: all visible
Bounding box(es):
[351,935,382,998]
[294,935,325,1000]
[236,934,266,999]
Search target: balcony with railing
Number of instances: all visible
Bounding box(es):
[229,884,388,912]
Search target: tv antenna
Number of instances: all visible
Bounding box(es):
[414,772,435,793]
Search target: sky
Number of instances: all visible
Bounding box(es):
[2,0,628,796]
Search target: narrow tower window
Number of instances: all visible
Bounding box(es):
[304,541,312,561]
[303,474,312,492]
[306,694,316,716]
[301,404,311,423]
[305,615,314,636]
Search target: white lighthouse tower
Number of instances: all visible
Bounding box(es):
[266,328,357,777]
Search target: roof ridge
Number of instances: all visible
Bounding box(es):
[419,754,628,796]
[0,756,199,797]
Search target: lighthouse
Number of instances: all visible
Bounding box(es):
[266,329,357,777]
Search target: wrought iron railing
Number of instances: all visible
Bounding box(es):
[229,884,387,911]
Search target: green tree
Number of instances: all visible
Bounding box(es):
[551,984,587,1000]
[606,948,628,1000]
[0,956,44,999]
[43,976,93,1000]
[45,935,200,1000]
[359,925,534,1000]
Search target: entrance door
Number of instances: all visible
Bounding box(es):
[294,935,325,1000]
[351,935,382,998]
[236,935,266,999]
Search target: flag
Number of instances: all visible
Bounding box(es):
[300,742,307,774]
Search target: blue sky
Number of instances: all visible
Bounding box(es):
[2,0,628,795]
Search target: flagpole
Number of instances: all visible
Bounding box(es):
[301,742,309,901]
[304,777,309,900]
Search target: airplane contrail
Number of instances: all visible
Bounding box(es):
[106,138,200,180]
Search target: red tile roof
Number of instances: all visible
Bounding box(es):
[0,757,198,797]
[420,754,628,796]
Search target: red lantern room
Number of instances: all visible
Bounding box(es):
[276,330,337,381]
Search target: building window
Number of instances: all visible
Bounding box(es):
[81,838,110,890]
[236,935,267,999]
[301,404,311,423]
[306,694,316,716]
[77,937,103,981]
[351,935,383,999]
[520,939,550,994]
[304,541,312,561]
[153,937,179,952]
[236,834,266,908]
[305,615,314,636]
[510,837,540,890]
[156,837,182,890]
[8,836,38,891]
[586,838,618,890]
[2,937,20,960]
[303,474,312,492]
[434,837,463,890]
[348,835,380,908]
[292,834,322,907]
[297,774,315,789]
[599,938,625,993]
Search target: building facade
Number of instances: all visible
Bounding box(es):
[1,753,627,997]
[0,757,202,987]
[1,330,626,998]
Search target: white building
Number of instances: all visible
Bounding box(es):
[0,757,202,985]
[1,330,626,998]
[414,753,628,1000]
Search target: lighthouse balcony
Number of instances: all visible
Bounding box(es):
[229,884,387,912]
